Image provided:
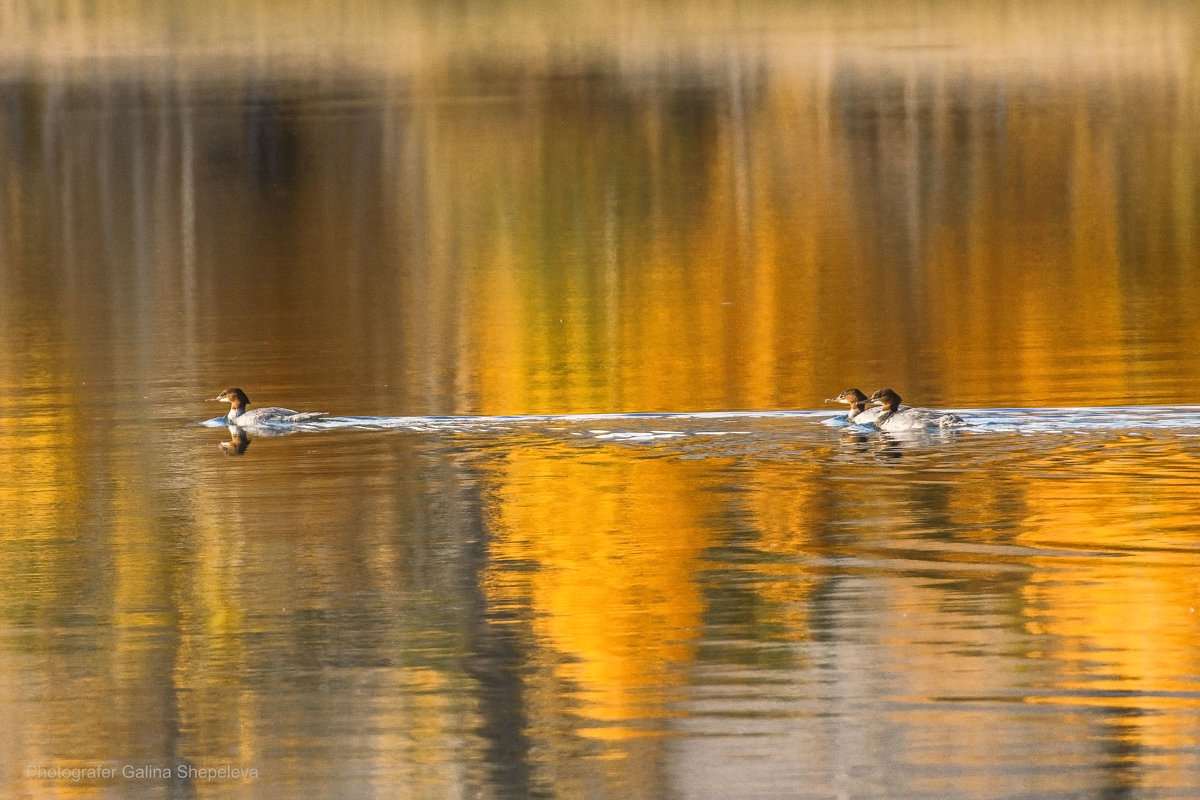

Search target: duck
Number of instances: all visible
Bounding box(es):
[826,388,896,425]
[866,388,964,431]
[209,388,326,427]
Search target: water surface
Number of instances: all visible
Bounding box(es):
[3,2,1200,798]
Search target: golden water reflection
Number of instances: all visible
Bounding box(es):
[483,451,717,737]
[3,2,1200,797]
[3,4,1200,418]
[473,429,1200,792]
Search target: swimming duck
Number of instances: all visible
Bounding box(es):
[210,388,326,427]
[827,388,893,425]
[866,388,964,431]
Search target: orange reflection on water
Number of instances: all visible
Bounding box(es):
[481,449,719,737]
[1014,444,1200,788]
[3,2,1200,794]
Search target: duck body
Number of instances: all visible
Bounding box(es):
[211,388,326,427]
[867,388,964,432]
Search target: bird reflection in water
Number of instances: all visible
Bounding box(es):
[221,427,251,455]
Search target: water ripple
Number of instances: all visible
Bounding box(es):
[200,405,1200,440]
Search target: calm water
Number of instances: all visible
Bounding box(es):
[4,3,1200,798]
